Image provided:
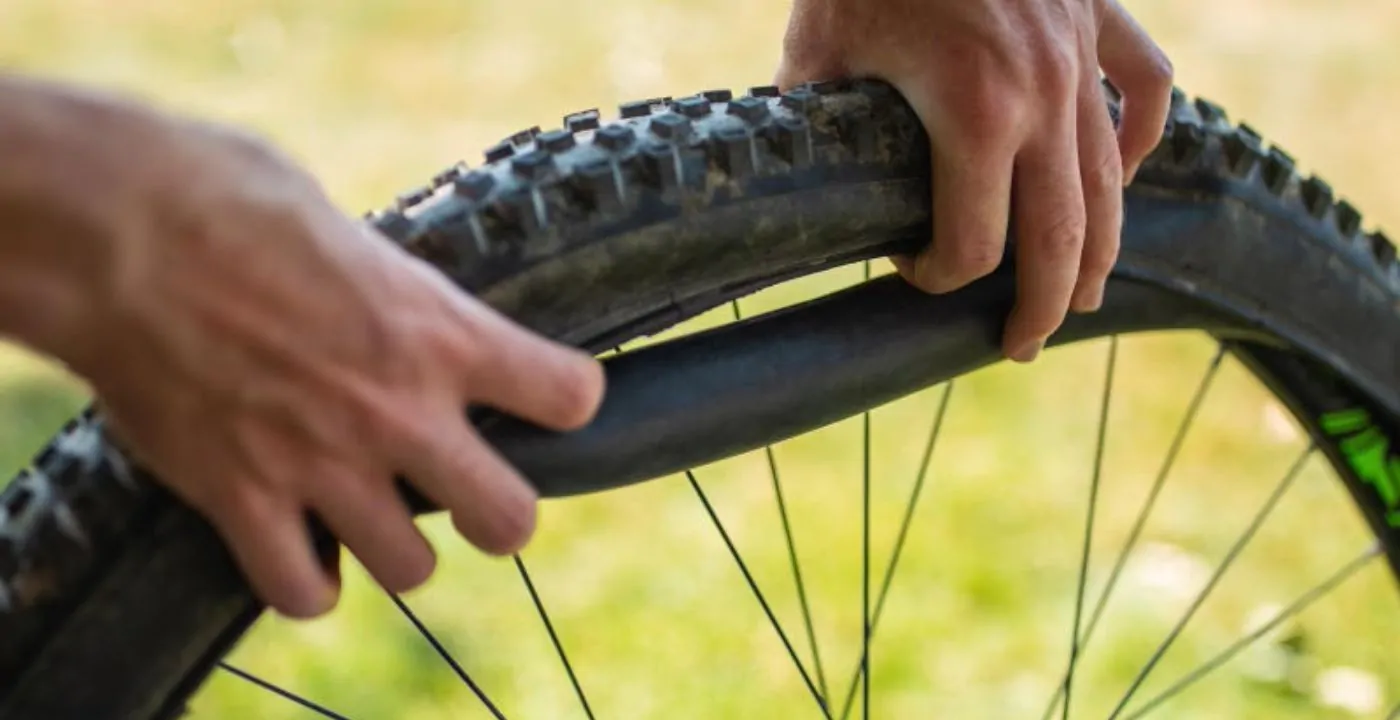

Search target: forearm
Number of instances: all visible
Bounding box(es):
[0,74,169,361]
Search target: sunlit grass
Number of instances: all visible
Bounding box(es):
[2,0,1399,717]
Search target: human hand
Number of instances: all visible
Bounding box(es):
[777,0,1173,362]
[62,117,604,618]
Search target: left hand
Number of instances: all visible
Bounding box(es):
[777,0,1173,362]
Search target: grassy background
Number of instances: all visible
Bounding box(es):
[3,0,1400,717]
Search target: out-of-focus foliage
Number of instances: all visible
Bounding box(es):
[3,0,1399,716]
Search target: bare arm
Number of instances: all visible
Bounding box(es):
[0,74,605,618]
[0,75,156,358]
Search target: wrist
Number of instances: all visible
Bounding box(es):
[0,76,179,365]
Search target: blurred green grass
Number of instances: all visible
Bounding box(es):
[3,0,1400,717]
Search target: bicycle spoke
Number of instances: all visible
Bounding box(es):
[774,445,831,701]
[1038,344,1225,720]
[861,402,872,719]
[218,662,350,720]
[687,470,832,718]
[851,256,873,711]
[731,300,830,702]
[514,555,595,720]
[1106,443,1318,719]
[1121,544,1382,719]
[837,382,955,720]
[390,593,506,719]
[1062,336,1118,719]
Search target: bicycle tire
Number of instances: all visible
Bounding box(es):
[0,79,1397,719]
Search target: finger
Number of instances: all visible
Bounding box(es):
[397,419,537,556]
[395,244,603,431]
[1098,0,1174,183]
[1071,59,1125,313]
[899,84,1018,295]
[1005,107,1087,362]
[466,316,605,433]
[207,488,337,619]
[311,468,437,595]
[906,143,1016,294]
[773,9,846,90]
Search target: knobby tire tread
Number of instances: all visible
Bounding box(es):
[0,80,1396,718]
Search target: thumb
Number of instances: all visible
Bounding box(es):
[774,7,849,91]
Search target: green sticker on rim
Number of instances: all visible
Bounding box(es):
[1321,408,1400,527]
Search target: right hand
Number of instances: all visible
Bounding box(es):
[63,116,605,619]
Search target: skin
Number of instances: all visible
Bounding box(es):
[0,0,1171,621]
[779,0,1174,361]
[0,76,605,618]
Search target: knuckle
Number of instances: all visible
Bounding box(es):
[945,239,1005,279]
[1026,313,1067,341]
[1082,149,1123,195]
[434,433,483,486]
[953,78,1024,147]
[1033,43,1080,99]
[1081,239,1121,278]
[450,326,498,380]
[1141,49,1175,91]
[1036,214,1087,261]
[364,408,408,456]
[352,393,416,456]
[205,480,266,521]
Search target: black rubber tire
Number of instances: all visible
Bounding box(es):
[1,80,1397,719]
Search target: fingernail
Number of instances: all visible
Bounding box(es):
[495,498,537,553]
[1123,161,1141,186]
[1071,286,1105,313]
[464,485,538,556]
[1009,339,1044,364]
[288,583,336,619]
[913,254,954,294]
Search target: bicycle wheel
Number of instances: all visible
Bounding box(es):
[0,79,1396,719]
